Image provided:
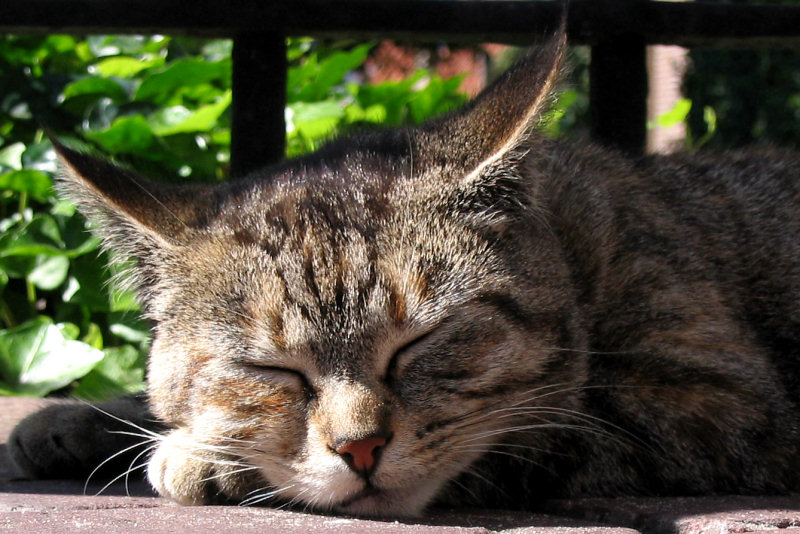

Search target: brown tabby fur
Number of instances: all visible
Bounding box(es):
[9,31,800,517]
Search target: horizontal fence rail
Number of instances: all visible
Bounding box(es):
[3,1,800,171]
[3,0,800,46]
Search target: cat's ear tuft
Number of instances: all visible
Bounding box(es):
[415,27,566,183]
[52,138,215,250]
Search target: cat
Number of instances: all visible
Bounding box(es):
[9,30,800,518]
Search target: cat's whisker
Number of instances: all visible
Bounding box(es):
[461,421,617,445]
[442,469,484,504]
[81,400,165,441]
[89,442,159,497]
[453,439,554,458]
[239,484,291,507]
[486,404,656,455]
[106,429,163,441]
[440,383,642,451]
[83,436,158,495]
[279,487,310,512]
[183,452,253,469]
[457,446,542,467]
[533,345,639,356]
[429,382,577,432]
[197,464,261,487]
[124,445,160,497]
[456,461,510,501]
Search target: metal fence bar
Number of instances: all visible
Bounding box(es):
[4,1,800,167]
[231,33,287,176]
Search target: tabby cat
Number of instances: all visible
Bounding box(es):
[9,31,800,517]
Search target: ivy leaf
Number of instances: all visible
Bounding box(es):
[136,58,230,104]
[0,214,98,259]
[654,98,692,129]
[95,56,164,78]
[0,170,53,202]
[84,115,156,155]
[288,100,344,142]
[72,344,146,400]
[62,77,128,102]
[149,90,232,136]
[28,255,70,290]
[0,142,26,170]
[0,318,104,397]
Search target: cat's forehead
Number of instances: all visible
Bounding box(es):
[280,130,415,188]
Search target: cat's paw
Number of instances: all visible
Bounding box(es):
[147,428,258,505]
[9,398,156,480]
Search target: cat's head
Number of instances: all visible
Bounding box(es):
[55,31,582,516]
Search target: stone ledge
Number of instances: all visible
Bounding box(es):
[2,397,798,534]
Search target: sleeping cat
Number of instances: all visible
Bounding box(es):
[9,30,800,517]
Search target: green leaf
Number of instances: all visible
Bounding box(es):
[290,44,373,103]
[109,322,149,344]
[0,214,98,259]
[82,322,103,349]
[149,90,232,136]
[136,59,230,104]
[201,40,232,62]
[28,255,69,290]
[110,286,141,313]
[72,344,145,400]
[0,317,104,396]
[94,56,164,78]
[62,77,128,102]
[0,215,63,258]
[84,115,155,154]
[0,142,26,170]
[0,170,53,201]
[653,98,692,129]
[288,100,344,142]
[315,44,373,96]
[62,253,115,311]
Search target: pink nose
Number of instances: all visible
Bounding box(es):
[334,435,388,474]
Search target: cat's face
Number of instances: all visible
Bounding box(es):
[55,31,573,516]
[142,159,577,515]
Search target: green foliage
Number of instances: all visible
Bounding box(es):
[0,35,468,399]
[686,43,800,149]
[647,98,718,151]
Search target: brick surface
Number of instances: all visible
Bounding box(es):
[545,496,800,534]
[2,397,799,533]
[0,398,634,533]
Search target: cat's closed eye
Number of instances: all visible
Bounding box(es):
[236,359,313,394]
[385,330,437,383]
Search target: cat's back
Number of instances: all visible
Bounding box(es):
[644,148,800,250]
[649,148,800,397]
[535,142,800,409]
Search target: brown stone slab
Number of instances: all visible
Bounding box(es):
[0,489,637,534]
[545,495,800,534]
[0,397,51,479]
[5,396,799,534]
[1,397,637,533]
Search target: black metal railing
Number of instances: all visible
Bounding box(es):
[3,0,800,173]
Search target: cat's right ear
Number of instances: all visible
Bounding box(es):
[52,139,215,252]
[410,24,566,189]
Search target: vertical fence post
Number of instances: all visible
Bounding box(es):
[588,0,648,158]
[231,32,287,178]
[590,34,647,156]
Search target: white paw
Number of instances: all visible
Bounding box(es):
[147,429,214,505]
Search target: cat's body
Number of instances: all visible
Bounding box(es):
[9,32,800,516]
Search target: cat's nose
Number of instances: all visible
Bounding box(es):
[333,434,390,476]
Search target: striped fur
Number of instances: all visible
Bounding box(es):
[11,31,800,517]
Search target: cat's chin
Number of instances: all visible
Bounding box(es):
[329,483,436,518]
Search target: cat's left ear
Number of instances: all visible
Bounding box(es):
[51,139,217,246]
[414,26,566,184]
